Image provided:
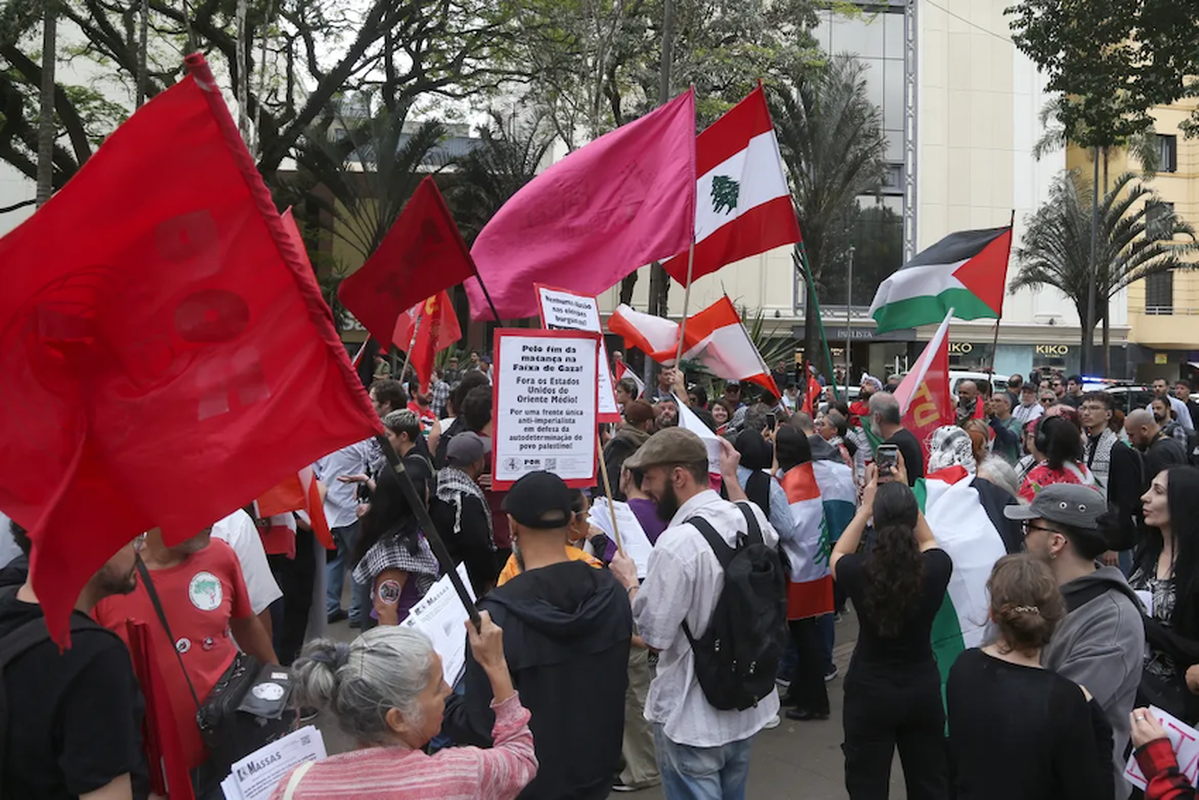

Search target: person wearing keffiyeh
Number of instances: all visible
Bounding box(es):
[431,432,498,596]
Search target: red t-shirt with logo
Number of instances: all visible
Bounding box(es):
[95,539,253,769]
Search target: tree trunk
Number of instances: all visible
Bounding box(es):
[619,272,637,306]
[1083,147,1100,376]
[644,0,676,386]
[35,0,56,207]
[1102,311,1111,376]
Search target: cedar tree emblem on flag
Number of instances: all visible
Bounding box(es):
[711,176,740,215]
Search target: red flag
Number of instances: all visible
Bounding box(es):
[892,312,955,461]
[407,290,462,393]
[0,55,381,645]
[338,177,476,348]
[255,466,333,550]
[800,365,821,417]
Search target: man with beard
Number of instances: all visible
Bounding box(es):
[869,391,924,486]
[95,526,277,797]
[0,523,149,799]
[609,428,781,799]
[1007,484,1143,792]
[1149,377,1194,431]
[444,471,632,799]
[1126,409,1188,491]
[1152,396,1189,445]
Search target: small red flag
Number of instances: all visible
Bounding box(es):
[893,312,956,461]
[0,55,381,645]
[405,291,462,393]
[255,466,334,550]
[338,177,476,349]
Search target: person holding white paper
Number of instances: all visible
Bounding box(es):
[275,616,536,799]
[1130,707,1198,799]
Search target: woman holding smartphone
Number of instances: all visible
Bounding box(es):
[831,455,951,800]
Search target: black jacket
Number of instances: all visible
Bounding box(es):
[443,561,632,800]
[1145,433,1188,489]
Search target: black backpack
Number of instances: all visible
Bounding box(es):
[682,502,788,711]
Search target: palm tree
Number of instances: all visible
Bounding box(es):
[769,55,888,378]
[446,110,554,244]
[1011,170,1198,373]
[35,0,55,207]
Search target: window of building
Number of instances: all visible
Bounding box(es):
[1145,271,1174,315]
[1147,202,1175,241]
[1158,134,1178,173]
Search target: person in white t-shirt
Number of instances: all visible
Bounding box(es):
[211,509,283,637]
[610,428,780,799]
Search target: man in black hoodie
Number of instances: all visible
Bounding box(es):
[444,471,632,799]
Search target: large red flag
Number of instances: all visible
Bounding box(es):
[404,290,462,393]
[892,312,955,460]
[465,90,697,320]
[338,176,476,349]
[0,55,381,645]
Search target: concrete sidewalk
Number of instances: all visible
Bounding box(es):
[318,608,911,799]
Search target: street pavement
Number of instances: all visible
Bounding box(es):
[317,605,910,799]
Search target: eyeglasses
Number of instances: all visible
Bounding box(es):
[1022,521,1058,537]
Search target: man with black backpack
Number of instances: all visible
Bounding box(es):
[0,522,149,799]
[610,428,786,800]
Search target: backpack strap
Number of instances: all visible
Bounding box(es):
[283,760,316,800]
[733,501,764,547]
[135,556,202,711]
[684,516,737,570]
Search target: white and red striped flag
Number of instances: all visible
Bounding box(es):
[608,297,780,396]
[663,85,800,285]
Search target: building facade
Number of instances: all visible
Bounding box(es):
[598,0,1113,382]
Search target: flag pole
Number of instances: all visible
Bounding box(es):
[793,244,840,402]
[473,273,504,324]
[988,210,1015,378]
[595,433,625,553]
[673,238,697,365]
[398,312,423,386]
[374,434,481,627]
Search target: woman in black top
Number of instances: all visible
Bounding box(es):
[947,554,1110,800]
[1132,465,1199,723]
[831,466,951,800]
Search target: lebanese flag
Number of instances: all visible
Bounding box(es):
[338,176,476,349]
[0,54,382,645]
[401,290,462,393]
[780,463,833,619]
[892,311,956,461]
[662,85,800,285]
[608,297,780,396]
[466,90,696,320]
[869,226,1012,333]
[255,466,333,550]
[613,360,645,398]
[674,393,722,488]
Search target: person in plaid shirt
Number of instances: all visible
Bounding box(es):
[1131,708,1197,799]
[431,368,451,418]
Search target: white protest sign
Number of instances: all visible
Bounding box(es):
[220,726,326,800]
[401,562,477,686]
[535,285,620,422]
[674,392,721,476]
[589,497,654,579]
[1124,705,1199,790]
[492,329,600,489]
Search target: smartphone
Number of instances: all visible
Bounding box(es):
[875,444,900,479]
[766,412,777,430]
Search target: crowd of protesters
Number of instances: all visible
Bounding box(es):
[6,348,1199,800]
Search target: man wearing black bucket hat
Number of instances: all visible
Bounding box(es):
[1007,483,1143,792]
[443,471,632,800]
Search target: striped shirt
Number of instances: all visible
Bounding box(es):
[270,693,536,800]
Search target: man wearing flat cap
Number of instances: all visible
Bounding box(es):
[609,427,781,798]
[1008,483,1143,791]
[444,471,632,800]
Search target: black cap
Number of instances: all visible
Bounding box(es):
[501,471,573,529]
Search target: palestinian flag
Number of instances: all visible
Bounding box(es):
[869,226,1013,334]
[662,86,800,285]
[916,466,1021,691]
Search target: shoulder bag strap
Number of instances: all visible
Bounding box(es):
[733,501,763,546]
[282,760,316,800]
[135,556,202,711]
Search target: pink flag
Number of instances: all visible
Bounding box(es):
[466,90,696,320]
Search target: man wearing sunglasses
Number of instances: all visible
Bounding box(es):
[1006,483,1143,792]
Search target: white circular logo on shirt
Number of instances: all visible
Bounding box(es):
[188,571,223,612]
[252,682,286,702]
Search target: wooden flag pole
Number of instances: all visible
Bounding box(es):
[374,434,481,628]
[398,312,423,384]
[595,432,625,553]
[673,238,697,365]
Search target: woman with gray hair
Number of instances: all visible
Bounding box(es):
[271,612,537,799]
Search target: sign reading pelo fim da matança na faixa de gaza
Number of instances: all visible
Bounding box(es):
[491,329,600,490]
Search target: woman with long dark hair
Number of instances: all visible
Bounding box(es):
[1132,465,1199,723]
[831,468,951,799]
[1018,414,1096,502]
[352,466,439,627]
